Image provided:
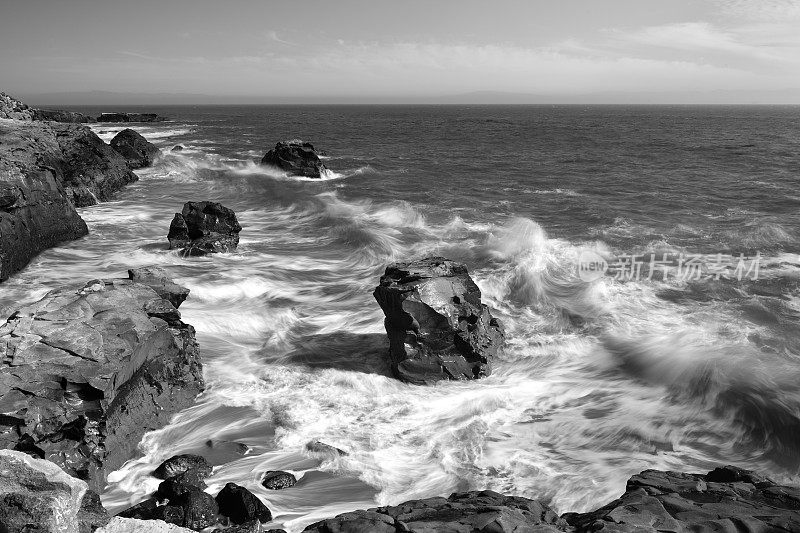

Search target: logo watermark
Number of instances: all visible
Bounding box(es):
[577,250,762,282]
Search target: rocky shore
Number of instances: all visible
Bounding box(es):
[1,93,798,532]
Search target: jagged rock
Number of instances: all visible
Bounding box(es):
[261,471,296,490]
[0,92,33,120]
[156,473,208,500]
[97,517,195,533]
[0,449,110,533]
[303,490,565,533]
[260,140,328,179]
[373,256,504,384]
[110,128,161,169]
[153,454,213,481]
[32,108,93,123]
[564,465,800,532]
[128,267,190,308]
[120,489,218,531]
[0,119,88,281]
[216,482,272,525]
[167,201,241,256]
[97,112,166,123]
[0,274,203,492]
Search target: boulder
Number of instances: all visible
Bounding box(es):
[215,482,272,525]
[0,119,88,281]
[120,489,219,531]
[564,465,800,532]
[110,128,161,169]
[0,92,33,120]
[260,140,328,179]
[129,267,190,308]
[0,449,109,533]
[167,201,242,256]
[97,112,166,123]
[153,454,213,480]
[172,145,184,152]
[32,108,93,123]
[261,471,296,490]
[302,490,565,533]
[372,257,504,384]
[0,274,203,492]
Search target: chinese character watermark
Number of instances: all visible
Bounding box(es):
[577,250,761,282]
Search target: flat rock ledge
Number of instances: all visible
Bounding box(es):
[373,257,504,384]
[304,466,800,533]
[0,268,203,493]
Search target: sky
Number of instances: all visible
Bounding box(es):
[1,0,800,103]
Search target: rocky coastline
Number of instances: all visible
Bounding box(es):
[1,93,798,532]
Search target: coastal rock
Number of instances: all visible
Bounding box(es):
[110,128,161,169]
[261,471,296,490]
[564,465,800,532]
[0,92,33,120]
[216,482,272,524]
[0,449,109,533]
[32,108,93,123]
[153,454,213,480]
[172,145,185,152]
[372,256,504,384]
[302,490,565,533]
[260,140,328,179]
[129,267,191,308]
[167,201,242,255]
[97,517,196,533]
[0,274,203,492]
[97,112,166,123]
[0,119,89,281]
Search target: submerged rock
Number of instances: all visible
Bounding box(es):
[373,256,504,384]
[167,201,242,255]
[303,490,565,533]
[261,471,296,490]
[0,449,110,532]
[216,482,272,524]
[110,128,161,169]
[0,273,203,492]
[260,140,328,179]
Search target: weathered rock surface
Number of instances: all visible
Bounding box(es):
[373,257,504,384]
[153,454,213,480]
[0,273,203,492]
[32,108,93,123]
[97,517,195,533]
[303,490,565,533]
[129,267,190,308]
[167,201,242,256]
[564,465,800,532]
[0,119,89,281]
[97,112,166,123]
[110,128,161,169]
[261,471,296,490]
[260,140,328,179]
[0,449,109,533]
[0,92,33,120]
[216,482,272,525]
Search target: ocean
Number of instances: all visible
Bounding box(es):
[2,104,799,531]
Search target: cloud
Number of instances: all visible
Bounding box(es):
[714,0,800,21]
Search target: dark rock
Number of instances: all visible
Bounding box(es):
[172,145,185,152]
[565,466,800,532]
[0,449,110,532]
[261,470,296,490]
[305,440,348,457]
[0,119,88,281]
[32,108,93,123]
[120,489,218,531]
[153,454,213,480]
[110,128,161,169]
[97,112,166,123]
[117,497,159,520]
[129,267,190,308]
[0,274,203,492]
[303,490,565,533]
[260,140,328,179]
[167,201,242,256]
[373,256,505,384]
[156,472,208,500]
[216,482,272,524]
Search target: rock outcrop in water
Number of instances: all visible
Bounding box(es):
[0,270,203,492]
[303,466,800,532]
[0,449,109,532]
[32,108,93,123]
[260,140,328,179]
[1,92,92,123]
[373,256,504,384]
[0,119,89,281]
[97,112,166,123]
[168,201,242,256]
[111,128,161,168]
